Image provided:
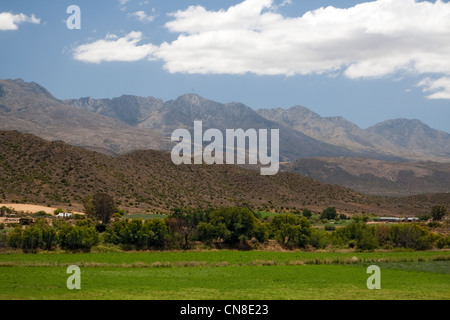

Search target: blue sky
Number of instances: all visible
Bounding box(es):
[1,0,449,133]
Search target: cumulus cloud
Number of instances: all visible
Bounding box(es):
[154,0,450,79]
[73,31,156,63]
[0,12,40,31]
[417,77,450,99]
[129,11,155,23]
[73,0,450,99]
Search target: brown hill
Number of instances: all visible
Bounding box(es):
[0,130,448,216]
[283,157,450,196]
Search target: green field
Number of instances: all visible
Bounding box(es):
[0,250,449,300]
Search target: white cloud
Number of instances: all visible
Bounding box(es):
[417,77,450,99]
[0,12,40,31]
[119,0,132,11]
[73,31,156,63]
[129,11,155,23]
[73,0,450,100]
[154,0,450,81]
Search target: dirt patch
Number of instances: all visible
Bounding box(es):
[1,204,84,216]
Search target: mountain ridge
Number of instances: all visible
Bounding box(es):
[1,78,449,163]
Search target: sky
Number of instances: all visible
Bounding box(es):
[0,0,450,133]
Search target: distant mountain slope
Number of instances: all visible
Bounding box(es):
[283,157,450,196]
[67,93,364,161]
[1,130,448,216]
[258,107,450,162]
[2,78,450,162]
[367,119,450,158]
[0,79,170,155]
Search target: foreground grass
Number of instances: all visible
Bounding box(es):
[0,250,449,300]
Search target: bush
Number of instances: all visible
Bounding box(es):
[431,205,447,221]
[22,226,41,253]
[389,224,435,250]
[104,218,170,250]
[437,236,450,249]
[200,207,258,247]
[418,214,431,222]
[58,223,99,252]
[0,223,4,230]
[7,227,23,249]
[35,211,49,217]
[302,209,312,218]
[427,221,442,228]
[324,224,336,231]
[270,214,312,249]
[309,229,331,249]
[95,223,108,233]
[321,207,337,220]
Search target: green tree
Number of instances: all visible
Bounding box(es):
[21,226,41,253]
[84,193,115,224]
[166,208,205,248]
[270,214,312,249]
[7,226,23,249]
[431,205,447,221]
[199,207,257,247]
[58,223,99,252]
[302,209,312,218]
[321,207,337,220]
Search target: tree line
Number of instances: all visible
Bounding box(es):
[3,204,449,253]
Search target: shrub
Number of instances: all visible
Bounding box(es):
[202,207,258,246]
[22,226,41,253]
[431,205,447,221]
[310,229,331,249]
[302,209,312,218]
[58,223,99,252]
[95,223,108,233]
[427,221,442,228]
[7,227,23,249]
[321,207,337,220]
[389,224,435,250]
[437,236,450,249]
[270,214,312,249]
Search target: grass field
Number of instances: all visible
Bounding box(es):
[0,250,449,300]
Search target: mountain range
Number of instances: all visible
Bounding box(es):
[1,78,450,200]
[1,78,449,163]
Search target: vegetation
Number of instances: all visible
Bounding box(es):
[3,205,449,253]
[431,205,447,221]
[84,193,115,224]
[0,250,449,300]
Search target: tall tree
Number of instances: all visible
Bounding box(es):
[84,193,115,224]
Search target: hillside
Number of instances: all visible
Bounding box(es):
[257,106,450,162]
[0,130,449,216]
[67,93,362,161]
[0,79,171,155]
[283,158,450,196]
